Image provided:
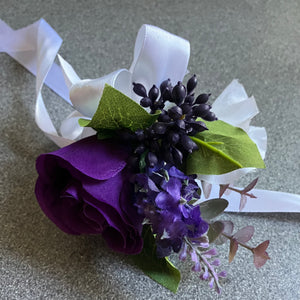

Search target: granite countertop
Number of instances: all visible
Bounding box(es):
[0,1,299,299]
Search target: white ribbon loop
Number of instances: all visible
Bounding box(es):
[130,24,190,91]
[69,69,131,118]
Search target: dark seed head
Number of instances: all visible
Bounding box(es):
[162,87,172,101]
[140,97,152,107]
[187,74,197,94]
[160,78,172,93]
[175,119,186,130]
[135,129,145,141]
[168,106,183,120]
[134,144,146,154]
[180,103,192,115]
[195,93,210,104]
[172,147,183,165]
[172,81,186,105]
[154,98,165,110]
[184,94,195,105]
[193,104,210,117]
[167,131,180,145]
[146,152,158,168]
[162,148,174,165]
[152,122,167,135]
[149,85,160,101]
[189,120,208,133]
[158,111,171,122]
[133,82,147,97]
[180,134,199,153]
[202,111,217,121]
[145,128,156,139]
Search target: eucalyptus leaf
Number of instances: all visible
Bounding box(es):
[200,198,229,221]
[79,84,159,133]
[185,120,265,175]
[131,225,181,293]
[207,221,225,243]
[229,239,239,263]
[233,225,254,243]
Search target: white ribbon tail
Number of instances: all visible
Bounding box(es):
[205,184,300,213]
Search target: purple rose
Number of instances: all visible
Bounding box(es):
[35,136,143,254]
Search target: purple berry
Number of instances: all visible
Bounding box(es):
[162,87,172,101]
[140,97,152,107]
[160,78,172,93]
[202,111,217,121]
[168,106,183,120]
[172,147,183,164]
[180,135,199,153]
[184,94,195,105]
[187,74,197,94]
[146,152,158,168]
[167,131,180,144]
[172,81,186,105]
[149,85,159,101]
[153,122,167,135]
[195,93,210,104]
[193,104,210,117]
[133,82,147,97]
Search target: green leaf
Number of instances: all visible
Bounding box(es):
[185,120,265,175]
[131,226,181,293]
[78,118,91,127]
[79,84,159,133]
[199,198,229,221]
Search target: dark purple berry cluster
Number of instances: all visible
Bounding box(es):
[126,75,217,170]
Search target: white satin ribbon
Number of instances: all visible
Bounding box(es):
[1,19,299,212]
[206,185,300,213]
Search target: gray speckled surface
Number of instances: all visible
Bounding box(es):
[0,0,300,299]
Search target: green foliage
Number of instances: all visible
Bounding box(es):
[199,198,229,221]
[185,120,265,175]
[79,85,159,136]
[131,226,181,293]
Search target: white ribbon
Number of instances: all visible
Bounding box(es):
[1,19,299,212]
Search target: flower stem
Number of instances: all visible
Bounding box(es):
[221,232,253,252]
[227,186,256,198]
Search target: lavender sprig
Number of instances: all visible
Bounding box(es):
[182,238,226,294]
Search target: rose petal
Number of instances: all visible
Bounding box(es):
[36,136,128,181]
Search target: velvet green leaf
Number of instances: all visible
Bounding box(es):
[185,120,265,175]
[200,198,228,221]
[79,84,159,133]
[132,226,181,293]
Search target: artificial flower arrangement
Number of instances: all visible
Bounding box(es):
[1,20,273,294]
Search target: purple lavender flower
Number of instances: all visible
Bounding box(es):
[134,164,208,257]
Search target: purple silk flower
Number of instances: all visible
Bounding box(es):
[35,136,143,254]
